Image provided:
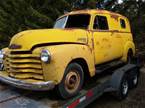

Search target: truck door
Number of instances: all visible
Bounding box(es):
[93,15,113,65]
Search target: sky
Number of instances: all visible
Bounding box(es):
[118,0,123,4]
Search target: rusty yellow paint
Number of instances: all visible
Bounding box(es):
[0,9,135,86]
[33,44,95,83]
[10,29,88,51]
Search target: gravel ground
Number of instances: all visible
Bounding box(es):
[87,66,145,108]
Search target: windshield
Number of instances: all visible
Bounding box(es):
[54,16,68,28]
[54,14,90,29]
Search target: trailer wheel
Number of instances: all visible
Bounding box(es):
[56,63,84,99]
[129,72,139,89]
[115,74,129,100]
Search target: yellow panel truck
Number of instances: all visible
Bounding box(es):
[0,9,136,99]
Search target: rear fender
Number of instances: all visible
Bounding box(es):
[121,41,135,62]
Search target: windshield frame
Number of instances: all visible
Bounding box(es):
[54,13,91,29]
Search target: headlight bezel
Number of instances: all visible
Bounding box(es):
[40,49,51,63]
[0,50,4,62]
[0,50,4,70]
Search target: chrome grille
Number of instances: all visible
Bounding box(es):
[3,51,44,80]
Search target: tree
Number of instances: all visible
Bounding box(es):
[0,0,69,48]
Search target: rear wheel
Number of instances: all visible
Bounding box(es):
[56,63,84,99]
[127,50,133,64]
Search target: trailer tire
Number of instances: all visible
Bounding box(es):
[128,72,139,89]
[114,74,129,100]
[56,63,84,99]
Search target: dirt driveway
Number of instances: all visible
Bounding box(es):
[87,66,145,108]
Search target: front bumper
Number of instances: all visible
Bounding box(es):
[0,71,55,91]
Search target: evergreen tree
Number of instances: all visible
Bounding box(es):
[0,0,69,48]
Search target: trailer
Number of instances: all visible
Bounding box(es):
[0,63,140,108]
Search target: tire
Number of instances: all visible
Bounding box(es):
[128,72,139,89]
[56,63,84,99]
[127,50,133,64]
[114,74,129,100]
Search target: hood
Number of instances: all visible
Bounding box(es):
[10,29,88,51]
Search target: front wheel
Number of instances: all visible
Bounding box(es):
[56,63,84,99]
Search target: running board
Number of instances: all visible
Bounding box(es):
[95,60,125,74]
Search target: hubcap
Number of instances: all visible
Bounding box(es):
[122,80,128,95]
[65,71,80,94]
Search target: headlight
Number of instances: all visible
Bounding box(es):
[41,50,51,63]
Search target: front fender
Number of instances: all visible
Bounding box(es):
[33,44,95,84]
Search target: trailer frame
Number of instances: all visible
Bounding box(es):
[0,63,140,108]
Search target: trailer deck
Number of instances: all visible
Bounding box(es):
[0,74,110,108]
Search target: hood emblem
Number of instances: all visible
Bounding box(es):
[9,44,22,49]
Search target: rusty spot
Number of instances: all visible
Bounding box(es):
[96,42,100,45]
[102,38,109,42]
[91,38,94,50]
[110,30,119,36]
[116,34,121,38]
[104,53,108,57]
[111,14,119,21]
[108,44,111,48]
[87,30,92,34]
[96,10,104,14]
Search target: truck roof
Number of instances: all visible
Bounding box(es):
[59,9,126,19]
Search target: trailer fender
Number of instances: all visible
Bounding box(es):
[109,64,139,91]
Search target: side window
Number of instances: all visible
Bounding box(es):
[120,19,126,28]
[93,15,109,30]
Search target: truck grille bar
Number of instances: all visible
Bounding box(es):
[3,51,44,80]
